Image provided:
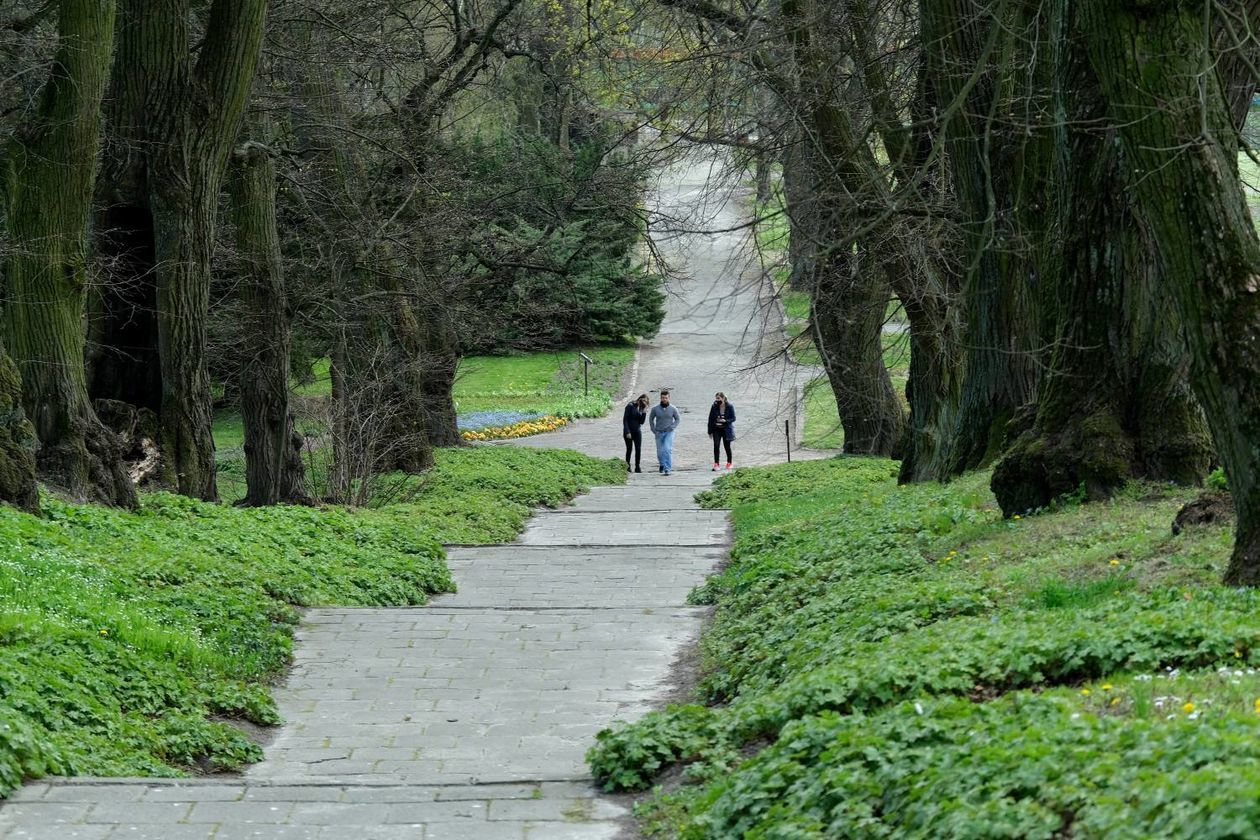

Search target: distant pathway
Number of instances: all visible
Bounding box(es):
[0,146,815,839]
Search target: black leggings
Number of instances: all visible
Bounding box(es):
[625,433,642,467]
[713,434,732,464]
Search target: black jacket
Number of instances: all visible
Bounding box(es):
[707,401,736,439]
[623,402,647,437]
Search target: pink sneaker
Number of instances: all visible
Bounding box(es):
[712,463,719,471]
[725,462,733,469]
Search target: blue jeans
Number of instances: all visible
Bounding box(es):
[654,430,675,472]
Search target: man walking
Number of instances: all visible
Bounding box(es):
[649,389,681,475]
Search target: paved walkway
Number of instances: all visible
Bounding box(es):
[0,146,817,839]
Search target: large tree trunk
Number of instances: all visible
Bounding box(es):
[1081,0,1260,585]
[228,135,311,506]
[0,347,40,513]
[94,0,268,501]
[990,1,1211,514]
[918,0,1044,478]
[782,0,905,455]
[419,296,463,449]
[3,0,137,507]
[811,242,904,455]
[991,139,1210,513]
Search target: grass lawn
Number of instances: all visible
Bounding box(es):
[0,446,624,795]
[799,331,909,450]
[801,378,843,449]
[589,457,1254,837]
[453,346,634,419]
[283,347,634,418]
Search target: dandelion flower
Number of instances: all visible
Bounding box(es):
[1109,559,1120,567]
[1102,684,1113,691]
[1080,688,1091,696]
[1012,514,1022,520]
[1183,702,1195,713]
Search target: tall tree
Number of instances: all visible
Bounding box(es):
[917,0,1043,478]
[228,127,311,506]
[990,0,1211,514]
[784,0,905,456]
[3,0,136,507]
[91,0,268,500]
[1081,0,1260,584]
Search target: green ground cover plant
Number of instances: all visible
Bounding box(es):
[0,447,623,795]
[588,457,1249,838]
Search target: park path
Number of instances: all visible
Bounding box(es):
[0,145,813,839]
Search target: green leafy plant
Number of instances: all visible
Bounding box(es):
[589,456,1242,837]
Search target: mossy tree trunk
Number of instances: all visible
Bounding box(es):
[228,132,311,506]
[811,244,905,455]
[918,0,1045,478]
[1080,0,1260,585]
[0,348,40,513]
[782,0,905,456]
[3,0,137,507]
[991,2,1211,514]
[94,0,268,501]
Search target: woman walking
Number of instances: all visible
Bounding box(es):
[623,393,649,472]
[708,392,736,470]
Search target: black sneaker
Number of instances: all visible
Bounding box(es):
[634,467,642,473]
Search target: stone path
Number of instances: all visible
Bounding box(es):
[0,145,819,839]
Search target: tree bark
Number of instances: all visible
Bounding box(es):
[1080,0,1260,585]
[3,0,137,507]
[94,0,268,501]
[0,346,40,513]
[918,0,1044,478]
[782,0,905,455]
[290,45,437,476]
[811,243,905,455]
[781,139,819,292]
[990,0,1211,514]
[228,134,311,506]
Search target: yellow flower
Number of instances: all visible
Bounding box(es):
[1110,697,1121,706]
[98,628,109,637]
[1080,688,1091,696]
[1183,702,1195,713]
[1253,698,1260,713]
[1012,514,1022,520]
[1102,684,1113,691]
[1109,559,1120,566]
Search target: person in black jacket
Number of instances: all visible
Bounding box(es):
[707,392,736,470]
[623,393,649,472]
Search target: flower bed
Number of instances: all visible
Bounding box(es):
[461,414,569,441]
[457,410,546,431]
